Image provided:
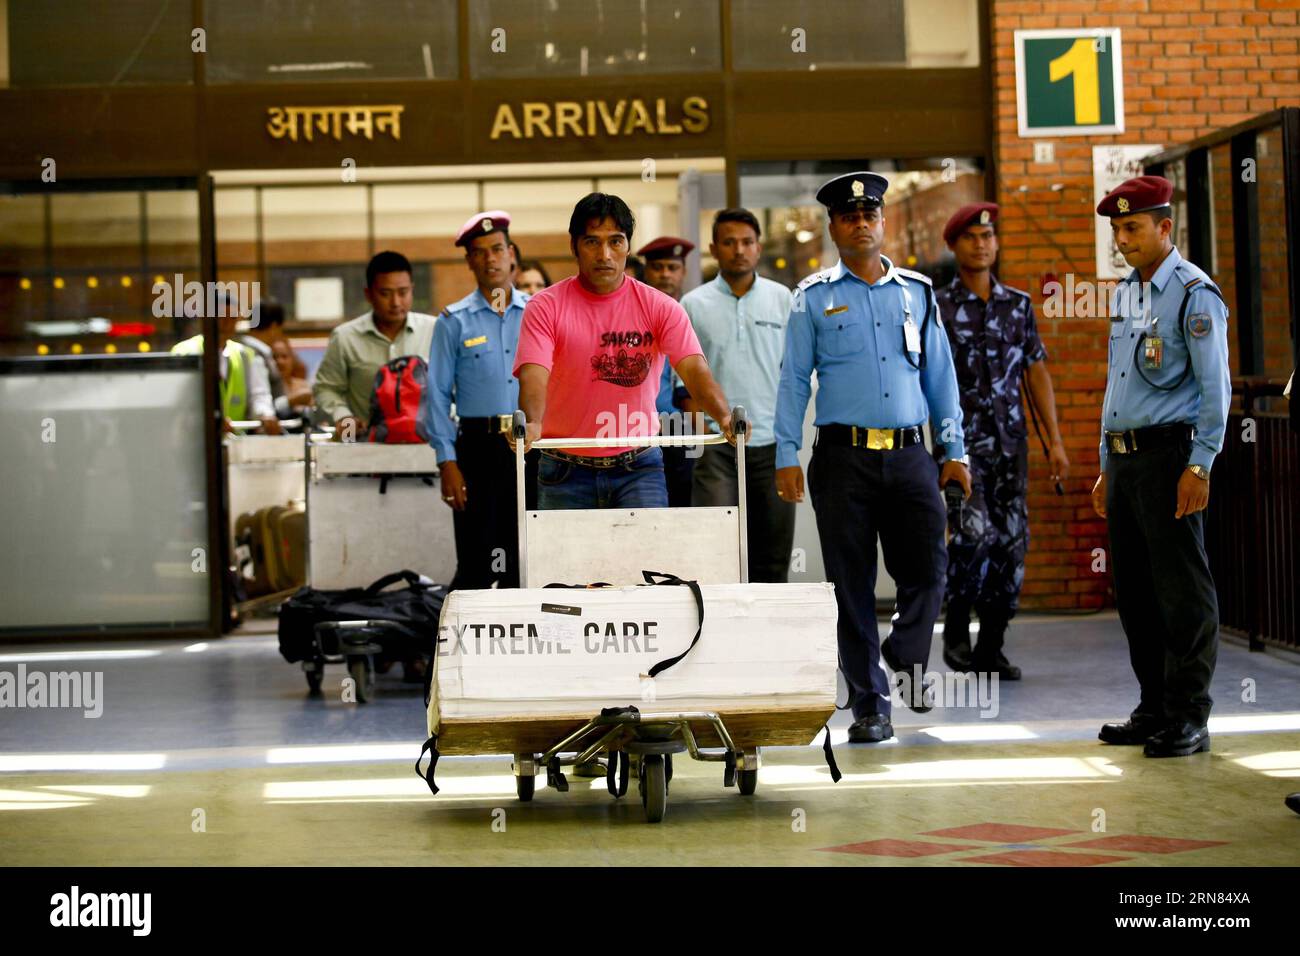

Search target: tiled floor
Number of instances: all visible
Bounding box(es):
[1,612,1298,865]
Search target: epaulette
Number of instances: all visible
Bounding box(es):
[896,267,933,286]
[796,269,833,291]
[1174,261,1222,298]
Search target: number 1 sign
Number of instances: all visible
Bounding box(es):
[1015,28,1125,137]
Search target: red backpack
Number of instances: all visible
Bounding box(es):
[367,355,428,443]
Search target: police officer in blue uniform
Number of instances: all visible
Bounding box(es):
[936,202,1069,680]
[419,210,538,590]
[775,172,972,743]
[1091,175,1231,758]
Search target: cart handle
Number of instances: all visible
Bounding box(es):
[512,405,749,450]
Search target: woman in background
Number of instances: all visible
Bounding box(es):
[273,337,314,413]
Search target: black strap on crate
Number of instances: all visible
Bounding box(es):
[415,735,441,795]
[639,571,704,677]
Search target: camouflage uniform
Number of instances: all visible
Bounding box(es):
[935,274,1046,632]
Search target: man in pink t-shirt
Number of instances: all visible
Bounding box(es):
[514,192,734,510]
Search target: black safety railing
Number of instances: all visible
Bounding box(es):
[1206,381,1299,650]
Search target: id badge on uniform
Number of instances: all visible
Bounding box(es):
[904,317,922,354]
[1143,317,1163,370]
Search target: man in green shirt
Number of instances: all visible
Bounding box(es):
[313,251,437,440]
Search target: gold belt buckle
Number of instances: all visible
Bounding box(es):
[1109,434,1127,454]
[866,428,895,450]
[496,414,512,434]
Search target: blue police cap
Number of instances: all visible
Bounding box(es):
[815,172,889,213]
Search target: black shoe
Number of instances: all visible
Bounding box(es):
[1099,715,1166,745]
[942,643,974,672]
[1286,793,1300,815]
[847,714,894,743]
[1144,722,1210,757]
[943,604,973,671]
[972,650,1021,681]
[881,638,932,713]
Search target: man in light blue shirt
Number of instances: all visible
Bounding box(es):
[774,172,971,743]
[418,210,537,590]
[1090,175,1230,759]
[681,208,796,582]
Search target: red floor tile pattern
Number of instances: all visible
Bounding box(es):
[820,822,1231,865]
[964,850,1132,867]
[1058,835,1229,854]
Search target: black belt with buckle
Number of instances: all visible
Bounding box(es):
[459,415,514,436]
[818,423,925,451]
[542,447,650,469]
[1105,423,1194,456]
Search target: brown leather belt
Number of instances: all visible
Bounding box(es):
[541,447,651,469]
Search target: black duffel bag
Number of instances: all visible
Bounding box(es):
[278,570,447,664]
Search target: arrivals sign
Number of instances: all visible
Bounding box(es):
[1015,29,1125,137]
[489,96,710,140]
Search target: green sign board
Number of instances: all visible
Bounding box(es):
[1015,29,1125,137]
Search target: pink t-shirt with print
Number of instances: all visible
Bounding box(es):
[514,275,703,456]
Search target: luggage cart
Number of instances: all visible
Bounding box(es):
[507,407,761,823]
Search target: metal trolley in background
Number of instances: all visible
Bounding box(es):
[506,407,758,823]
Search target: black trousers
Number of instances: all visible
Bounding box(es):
[449,430,537,591]
[1105,436,1219,726]
[691,442,796,583]
[809,440,947,720]
[663,445,696,508]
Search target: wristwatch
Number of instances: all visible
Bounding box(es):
[1187,464,1210,481]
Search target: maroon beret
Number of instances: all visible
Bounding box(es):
[455,210,511,248]
[943,202,999,246]
[1096,175,1174,218]
[636,236,695,260]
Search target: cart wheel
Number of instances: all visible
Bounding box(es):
[737,768,758,796]
[516,773,535,802]
[305,664,323,696]
[348,656,374,703]
[641,754,667,823]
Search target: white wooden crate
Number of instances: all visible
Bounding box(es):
[428,582,839,732]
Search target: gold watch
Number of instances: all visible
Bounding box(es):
[1187,464,1210,481]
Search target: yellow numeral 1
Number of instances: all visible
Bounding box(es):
[1048,37,1101,125]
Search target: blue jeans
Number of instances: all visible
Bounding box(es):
[537,447,669,510]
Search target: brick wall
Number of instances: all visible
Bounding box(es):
[991,0,1300,609]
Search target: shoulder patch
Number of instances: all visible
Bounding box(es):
[896,267,933,286]
[796,269,832,291]
[1187,314,1213,338]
